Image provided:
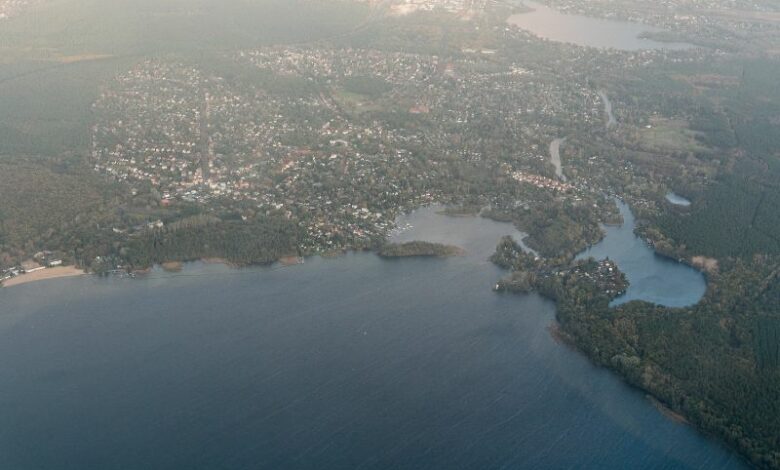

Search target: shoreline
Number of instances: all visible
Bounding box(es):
[648,395,690,425]
[1,266,86,288]
[0,218,746,466]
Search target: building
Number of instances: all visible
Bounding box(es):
[21,260,45,274]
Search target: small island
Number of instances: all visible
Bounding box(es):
[377,241,465,258]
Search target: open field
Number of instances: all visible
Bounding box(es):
[638,118,710,153]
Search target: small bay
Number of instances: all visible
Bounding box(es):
[577,200,706,307]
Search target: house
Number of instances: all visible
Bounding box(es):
[21,260,45,274]
[47,259,63,267]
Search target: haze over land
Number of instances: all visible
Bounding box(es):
[0,0,779,468]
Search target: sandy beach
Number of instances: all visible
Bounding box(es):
[1,266,86,288]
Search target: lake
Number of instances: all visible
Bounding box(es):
[507,1,694,51]
[577,199,706,307]
[666,192,693,206]
[0,208,740,469]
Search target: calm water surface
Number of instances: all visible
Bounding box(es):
[0,208,739,469]
[577,200,706,307]
[508,1,694,51]
[666,192,693,206]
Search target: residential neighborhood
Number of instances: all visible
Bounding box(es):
[0,0,30,19]
[90,42,678,257]
[1,252,66,285]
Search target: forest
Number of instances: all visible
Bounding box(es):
[644,57,780,261]
[122,215,301,269]
[656,174,780,258]
[484,198,609,261]
[495,239,780,468]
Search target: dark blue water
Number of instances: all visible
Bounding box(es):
[0,208,740,469]
[577,200,706,307]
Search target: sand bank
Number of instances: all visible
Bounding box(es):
[2,266,85,288]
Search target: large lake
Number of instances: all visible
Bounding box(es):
[0,208,740,469]
[507,1,694,51]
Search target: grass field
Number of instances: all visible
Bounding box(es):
[638,117,710,153]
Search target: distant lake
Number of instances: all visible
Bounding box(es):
[507,1,694,51]
[0,208,740,469]
[577,199,706,307]
[666,192,693,206]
